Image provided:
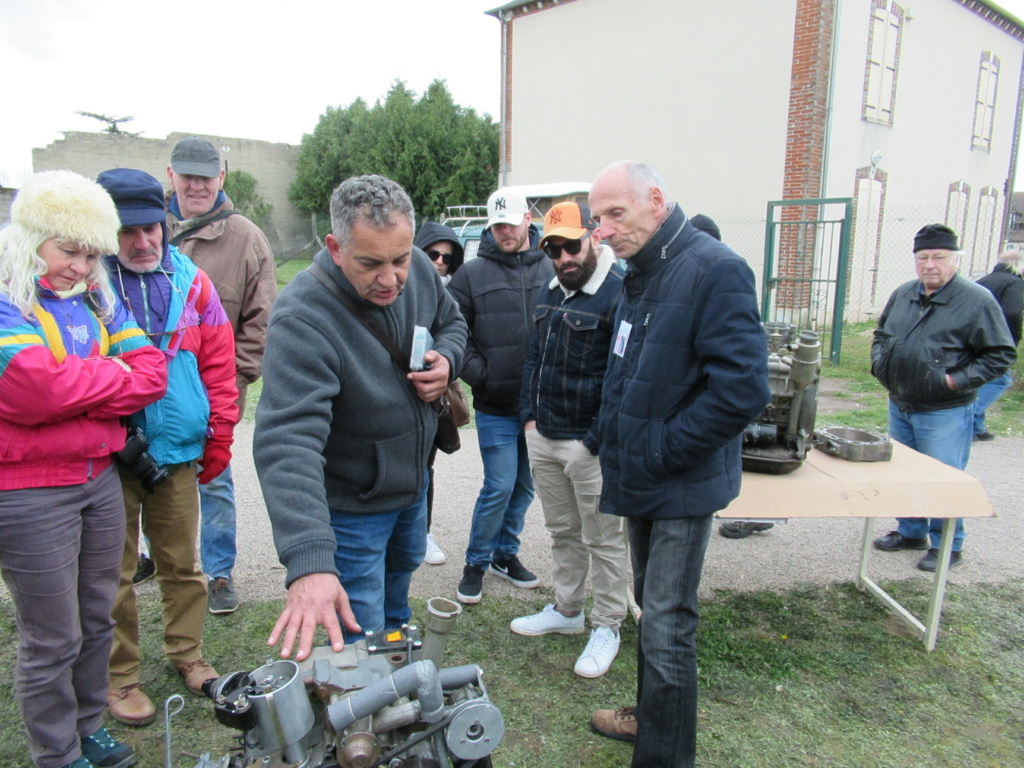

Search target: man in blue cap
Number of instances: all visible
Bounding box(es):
[98,168,239,726]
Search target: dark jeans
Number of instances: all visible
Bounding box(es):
[0,465,125,768]
[330,471,428,642]
[629,514,713,768]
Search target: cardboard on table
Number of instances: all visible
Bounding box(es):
[721,441,995,520]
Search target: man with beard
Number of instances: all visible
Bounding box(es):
[97,169,238,725]
[448,188,554,604]
[511,202,628,679]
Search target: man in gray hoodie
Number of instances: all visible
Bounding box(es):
[254,175,467,660]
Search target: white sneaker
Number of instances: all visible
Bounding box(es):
[574,626,620,679]
[510,604,585,637]
[424,533,446,565]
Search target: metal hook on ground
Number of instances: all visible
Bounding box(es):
[164,694,185,768]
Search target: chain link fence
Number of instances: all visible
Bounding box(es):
[707,204,1006,326]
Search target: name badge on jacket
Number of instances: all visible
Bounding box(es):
[613,320,632,357]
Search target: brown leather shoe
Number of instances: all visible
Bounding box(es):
[176,658,219,695]
[107,683,156,727]
[590,706,637,743]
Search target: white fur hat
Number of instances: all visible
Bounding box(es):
[12,170,121,254]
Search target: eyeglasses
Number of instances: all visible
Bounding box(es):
[426,249,452,265]
[543,235,590,260]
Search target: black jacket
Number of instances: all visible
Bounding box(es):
[520,245,623,443]
[448,227,554,416]
[976,264,1024,345]
[871,274,1016,412]
[595,205,770,520]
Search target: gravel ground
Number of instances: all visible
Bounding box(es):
[2,422,1008,637]
[228,420,1024,608]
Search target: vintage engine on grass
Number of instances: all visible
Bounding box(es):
[186,598,501,768]
[742,322,822,475]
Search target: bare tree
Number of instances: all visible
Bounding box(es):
[75,111,142,136]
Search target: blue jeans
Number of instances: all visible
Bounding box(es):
[330,476,428,643]
[464,411,534,568]
[629,514,713,768]
[972,372,1012,435]
[888,401,972,551]
[199,464,236,580]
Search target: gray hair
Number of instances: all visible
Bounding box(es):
[329,175,415,247]
[613,161,666,199]
[997,249,1023,275]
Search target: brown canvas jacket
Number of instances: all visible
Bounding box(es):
[167,197,277,392]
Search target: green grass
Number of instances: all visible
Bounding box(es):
[274,257,312,291]
[2,581,1021,767]
[818,320,1024,436]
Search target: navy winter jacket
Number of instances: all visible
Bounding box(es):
[595,205,770,520]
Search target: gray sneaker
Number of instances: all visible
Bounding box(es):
[207,577,238,614]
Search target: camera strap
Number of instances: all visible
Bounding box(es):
[307,262,444,415]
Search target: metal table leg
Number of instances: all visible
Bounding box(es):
[856,517,953,650]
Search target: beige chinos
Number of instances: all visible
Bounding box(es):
[525,429,628,630]
[109,462,208,686]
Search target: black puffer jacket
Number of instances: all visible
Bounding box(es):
[976,263,1024,345]
[448,227,553,416]
[871,274,1016,412]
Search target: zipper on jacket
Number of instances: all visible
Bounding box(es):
[140,278,153,336]
[519,256,530,330]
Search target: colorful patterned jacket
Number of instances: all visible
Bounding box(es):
[106,245,238,466]
[0,281,167,490]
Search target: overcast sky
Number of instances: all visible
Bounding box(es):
[0,0,501,185]
[4,0,1024,188]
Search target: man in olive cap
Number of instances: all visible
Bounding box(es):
[871,223,1015,571]
[166,136,278,614]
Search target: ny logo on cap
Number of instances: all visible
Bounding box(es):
[494,197,507,211]
[549,208,563,225]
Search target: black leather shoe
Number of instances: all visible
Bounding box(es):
[973,431,995,442]
[917,548,963,572]
[873,531,929,551]
[719,521,774,539]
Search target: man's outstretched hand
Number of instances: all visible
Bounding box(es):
[267,572,361,661]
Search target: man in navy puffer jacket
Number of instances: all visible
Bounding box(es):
[587,161,770,768]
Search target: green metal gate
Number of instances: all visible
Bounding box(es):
[762,198,853,365]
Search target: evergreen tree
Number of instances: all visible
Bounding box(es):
[289,80,498,220]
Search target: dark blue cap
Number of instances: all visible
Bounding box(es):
[96,168,167,228]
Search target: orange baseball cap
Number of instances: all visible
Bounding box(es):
[539,202,597,248]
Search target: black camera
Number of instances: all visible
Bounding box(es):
[116,424,169,494]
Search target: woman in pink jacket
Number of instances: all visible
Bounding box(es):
[0,171,167,768]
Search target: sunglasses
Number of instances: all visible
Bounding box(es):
[426,249,453,265]
[543,234,590,260]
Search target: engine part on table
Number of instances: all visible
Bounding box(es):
[813,426,893,462]
[421,597,462,672]
[742,322,822,474]
[186,606,501,768]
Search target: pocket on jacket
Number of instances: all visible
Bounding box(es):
[358,428,420,502]
[918,345,958,403]
[560,313,599,359]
